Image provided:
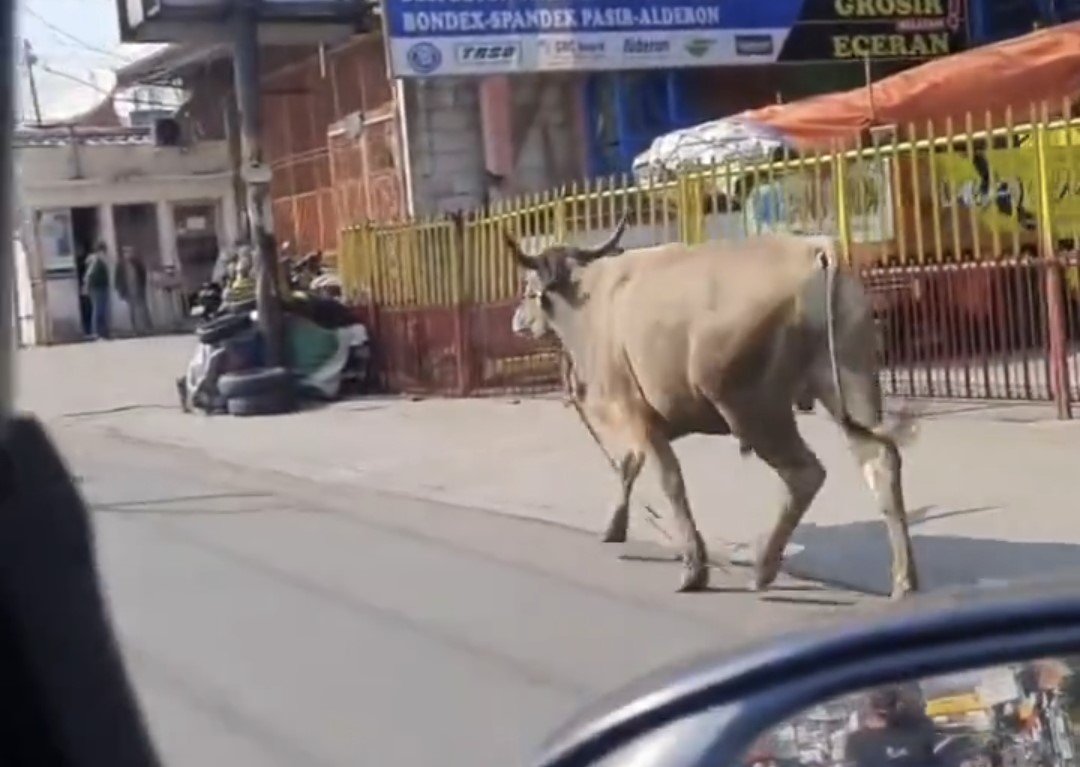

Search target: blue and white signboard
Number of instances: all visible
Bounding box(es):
[387,0,788,76]
[385,0,967,77]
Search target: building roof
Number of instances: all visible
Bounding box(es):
[14,126,154,149]
[115,8,386,89]
[115,43,231,88]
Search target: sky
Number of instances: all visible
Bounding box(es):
[16,0,167,123]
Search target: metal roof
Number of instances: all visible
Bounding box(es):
[114,43,232,88]
[14,126,154,149]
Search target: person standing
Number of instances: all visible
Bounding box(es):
[116,246,151,336]
[81,243,112,341]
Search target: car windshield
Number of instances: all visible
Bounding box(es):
[11,3,1080,765]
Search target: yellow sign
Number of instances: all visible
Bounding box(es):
[926,693,986,718]
[833,0,948,16]
[832,33,950,59]
[933,126,1080,236]
[827,0,958,59]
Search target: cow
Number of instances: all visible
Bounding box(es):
[505,220,919,599]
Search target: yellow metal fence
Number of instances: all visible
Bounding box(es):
[340,103,1080,309]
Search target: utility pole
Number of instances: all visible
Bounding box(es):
[22,39,42,126]
[230,0,287,370]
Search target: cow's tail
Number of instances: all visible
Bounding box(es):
[817,241,918,449]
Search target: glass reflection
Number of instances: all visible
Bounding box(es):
[745,659,1080,767]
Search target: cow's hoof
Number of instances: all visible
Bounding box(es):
[751,556,782,592]
[601,508,628,543]
[677,561,710,592]
[601,526,627,544]
[890,581,917,601]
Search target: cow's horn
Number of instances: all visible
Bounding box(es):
[575,214,629,263]
[503,230,537,269]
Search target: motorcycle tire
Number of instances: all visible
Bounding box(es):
[196,313,252,345]
[226,387,298,417]
[217,367,292,400]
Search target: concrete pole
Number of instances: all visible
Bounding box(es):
[231,0,287,369]
[1,11,17,423]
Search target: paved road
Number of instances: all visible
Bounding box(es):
[24,337,1080,598]
[55,423,875,767]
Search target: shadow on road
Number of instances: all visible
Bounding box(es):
[788,511,1080,596]
[91,491,287,516]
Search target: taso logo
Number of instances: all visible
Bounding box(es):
[454,43,520,65]
[623,37,670,56]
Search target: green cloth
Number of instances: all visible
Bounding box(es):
[286,316,340,377]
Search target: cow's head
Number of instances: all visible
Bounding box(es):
[505,216,629,339]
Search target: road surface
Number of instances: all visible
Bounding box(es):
[24,337,1080,599]
[54,423,874,767]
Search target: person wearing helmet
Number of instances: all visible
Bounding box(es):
[845,685,940,767]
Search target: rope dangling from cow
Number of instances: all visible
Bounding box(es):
[820,248,845,427]
[818,245,915,448]
[560,351,673,543]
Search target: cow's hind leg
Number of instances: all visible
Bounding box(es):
[741,408,826,592]
[816,370,918,599]
[645,431,709,592]
[601,449,645,543]
[849,429,916,599]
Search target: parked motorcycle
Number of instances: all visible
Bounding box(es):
[285,250,324,291]
[284,250,344,299]
[179,247,375,415]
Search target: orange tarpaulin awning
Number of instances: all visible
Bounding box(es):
[740,22,1080,152]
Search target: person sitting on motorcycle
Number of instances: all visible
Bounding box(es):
[222,249,256,309]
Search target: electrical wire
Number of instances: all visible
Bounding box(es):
[22,3,129,63]
[37,63,183,108]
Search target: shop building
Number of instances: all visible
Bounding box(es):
[17,125,238,344]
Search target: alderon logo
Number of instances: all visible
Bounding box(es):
[623,37,670,55]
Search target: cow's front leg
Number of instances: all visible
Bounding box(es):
[744,411,825,592]
[601,448,645,543]
[646,432,709,592]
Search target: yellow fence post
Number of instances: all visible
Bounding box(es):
[1034,107,1073,419]
[833,147,853,265]
[676,172,690,244]
[553,186,568,241]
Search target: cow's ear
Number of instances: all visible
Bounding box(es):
[503,230,536,270]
